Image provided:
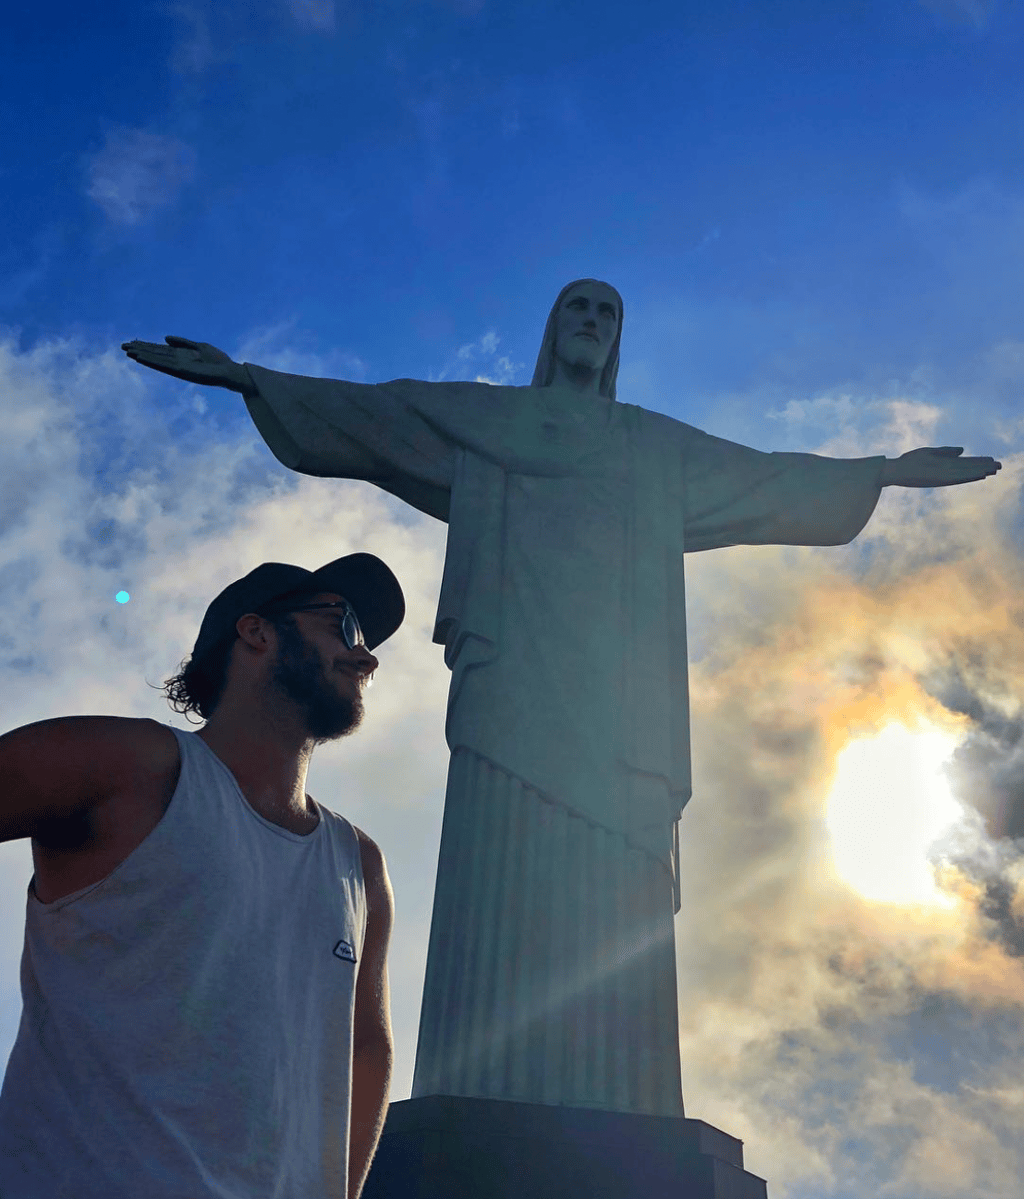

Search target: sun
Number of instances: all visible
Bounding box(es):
[824,721,964,908]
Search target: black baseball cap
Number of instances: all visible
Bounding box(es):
[190,553,406,666]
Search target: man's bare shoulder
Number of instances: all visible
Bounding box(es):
[351,822,382,863]
[4,713,174,777]
[350,824,393,896]
[17,717,180,899]
[354,824,398,925]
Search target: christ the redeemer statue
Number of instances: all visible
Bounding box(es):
[123,279,1001,1119]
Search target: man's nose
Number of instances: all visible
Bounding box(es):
[351,646,379,675]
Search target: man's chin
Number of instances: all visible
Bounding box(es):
[305,688,364,738]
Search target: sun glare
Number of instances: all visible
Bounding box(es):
[825,722,964,908]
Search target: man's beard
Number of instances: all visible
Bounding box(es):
[310,686,364,745]
[273,627,367,743]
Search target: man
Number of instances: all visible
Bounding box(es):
[0,552,405,1199]
[121,280,1002,1118]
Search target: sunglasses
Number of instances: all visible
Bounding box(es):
[263,599,365,650]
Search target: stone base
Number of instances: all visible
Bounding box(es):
[362,1095,769,1199]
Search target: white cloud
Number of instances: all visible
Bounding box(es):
[163,0,345,74]
[429,327,526,386]
[233,317,370,380]
[86,127,196,227]
[917,0,997,29]
[165,0,218,74]
[456,329,499,360]
[288,0,336,32]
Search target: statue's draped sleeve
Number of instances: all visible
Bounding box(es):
[241,367,476,522]
[239,366,584,675]
[240,367,587,523]
[678,421,888,550]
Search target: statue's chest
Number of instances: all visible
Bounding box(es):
[515,397,623,474]
[505,471,631,563]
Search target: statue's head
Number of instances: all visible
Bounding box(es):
[531,278,624,400]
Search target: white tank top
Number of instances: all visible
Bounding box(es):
[0,723,366,1199]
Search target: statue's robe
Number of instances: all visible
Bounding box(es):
[242,367,885,1114]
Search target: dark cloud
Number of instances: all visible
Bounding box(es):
[925,663,1024,842]
[86,128,196,227]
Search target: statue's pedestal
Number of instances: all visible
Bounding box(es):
[362,1095,769,1199]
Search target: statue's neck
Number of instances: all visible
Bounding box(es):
[537,385,616,426]
[549,359,605,398]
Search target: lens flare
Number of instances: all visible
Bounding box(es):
[825,721,964,908]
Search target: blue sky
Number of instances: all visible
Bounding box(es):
[2,2,1024,1196]
[7,0,1024,402]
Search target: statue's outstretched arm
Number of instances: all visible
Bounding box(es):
[122,336,255,395]
[880,446,1002,488]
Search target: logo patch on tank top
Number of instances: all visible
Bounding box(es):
[333,939,357,963]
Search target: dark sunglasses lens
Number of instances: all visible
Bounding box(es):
[344,611,363,648]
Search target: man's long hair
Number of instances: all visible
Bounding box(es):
[530,278,624,400]
[151,606,303,725]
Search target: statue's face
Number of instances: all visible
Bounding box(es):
[553,282,619,376]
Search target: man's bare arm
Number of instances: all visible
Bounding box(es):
[122,336,255,395]
[881,445,1002,488]
[350,831,394,1198]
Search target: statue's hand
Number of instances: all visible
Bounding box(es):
[121,335,253,393]
[882,445,1003,488]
